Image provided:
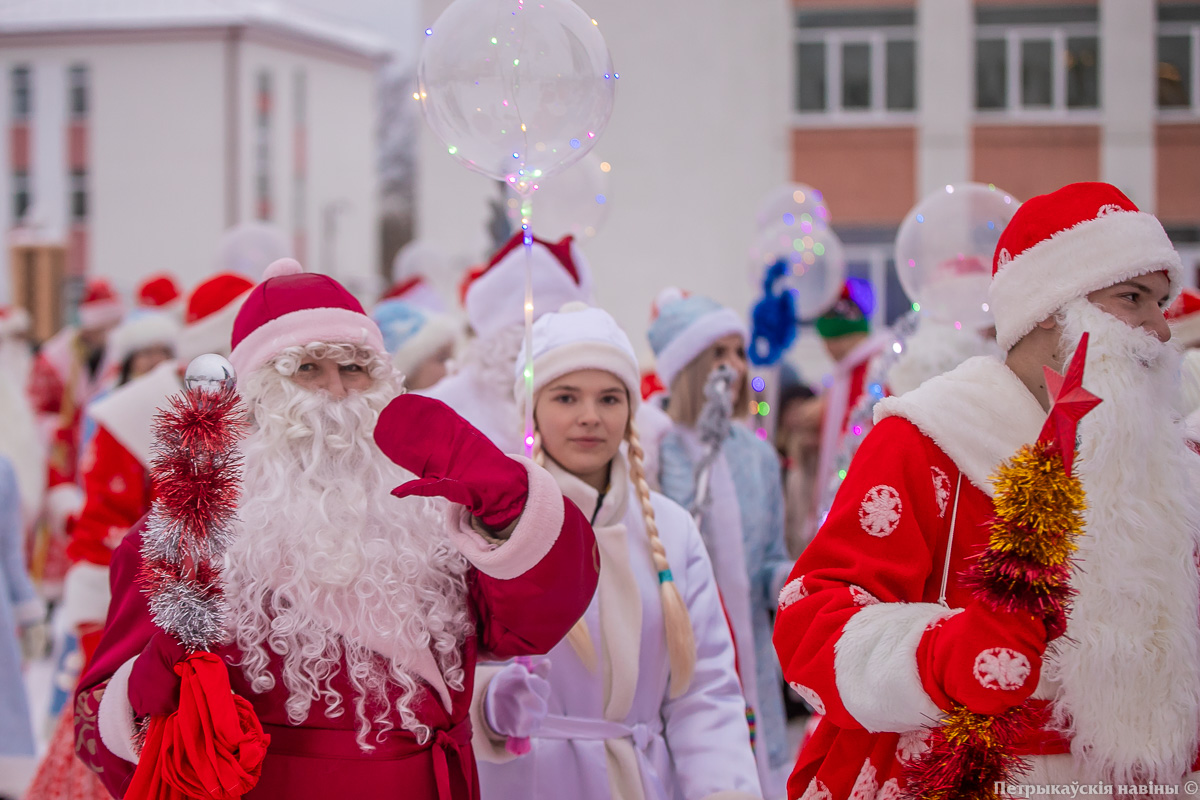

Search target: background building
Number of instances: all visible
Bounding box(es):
[0,0,386,316]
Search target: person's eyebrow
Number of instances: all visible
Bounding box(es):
[545,384,579,392]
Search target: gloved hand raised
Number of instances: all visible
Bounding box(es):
[373,394,529,531]
[128,631,189,718]
[919,603,1048,716]
[485,660,553,740]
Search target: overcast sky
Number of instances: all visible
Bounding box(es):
[286,0,421,65]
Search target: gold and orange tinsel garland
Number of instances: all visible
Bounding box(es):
[903,333,1100,800]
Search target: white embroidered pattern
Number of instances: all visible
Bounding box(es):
[859,485,903,538]
[799,778,833,800]
[1096,203,1124,217]
[877,778,903,800]
[973,647,1031,690]
[896,729,931,764]
[931,466,951,519]
[789,682,826,715]
[997,248,1012,266]
[779,577,808,610]
[849,759,879,800]
[849,585,879,606]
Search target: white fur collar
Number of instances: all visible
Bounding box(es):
[88,360,182,466]
[874,356,1046,496]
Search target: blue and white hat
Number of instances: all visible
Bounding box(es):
[371,299,460,378]
[647,292,747,391]
[514,303,641,415]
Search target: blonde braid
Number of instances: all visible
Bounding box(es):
[628,421,696,698]
[532,427,597,670]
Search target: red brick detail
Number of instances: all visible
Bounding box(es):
[10,124,30,170]
[973,125,1100,202]
[790,127,917,226]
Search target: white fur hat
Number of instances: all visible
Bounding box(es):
[514,303,641,416]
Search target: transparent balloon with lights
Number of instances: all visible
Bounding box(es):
[755,183,832,233]
[894,183,1021,331]
[417,0,616,197]
[749,220,847,321]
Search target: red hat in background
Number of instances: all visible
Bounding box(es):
[989,182,1183,350]
[175,272,255,364]
[1167,288,1200,348]
[78,278,124,331]
[229,259,384,378]
[135,273,181,310]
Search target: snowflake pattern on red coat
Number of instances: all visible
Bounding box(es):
[931,466,951,519]
[859,485,903,537]
[877,778,902,800]
[895,729,931,764]
[848,585,879,606]
[779,576,808,610]
[848,758,879,800]
[973,647,1031,690]
[790,681,826,715]
[800,778,834,800]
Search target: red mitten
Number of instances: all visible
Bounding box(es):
[374,394,529,530]
[128,631,189,718]
[918,603,1047,716]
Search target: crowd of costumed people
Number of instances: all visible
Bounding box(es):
[3,4,1200,800]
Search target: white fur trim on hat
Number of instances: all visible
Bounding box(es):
[515,342,642,415]
[465,240,593,338]
[654,308,747,390]
[78,299,123,330]
[1171,315,1200,349]
[0,307,30,337]
[175,287,251,364]
[392,314,460,378]
[989,211,1184,351]
[107,313,180,367]
[228,307,386,378]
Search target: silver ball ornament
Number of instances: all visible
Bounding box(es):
[184,354,237,394]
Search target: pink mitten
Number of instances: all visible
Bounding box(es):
[128,631,189,718]
[918,603,1047,716]
[485,660,552,740]
[374,394,529,530]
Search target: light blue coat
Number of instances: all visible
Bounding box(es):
[0,455,40,757]
[659,423,793,787]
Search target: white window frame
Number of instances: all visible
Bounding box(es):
[1157,22,1200,121]
[974,22,1101,124]
[792,27,917,127]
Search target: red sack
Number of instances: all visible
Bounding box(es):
[125,652,271,800]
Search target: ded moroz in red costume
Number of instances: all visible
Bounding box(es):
[774,182,1200,800]
[73,259,599,800]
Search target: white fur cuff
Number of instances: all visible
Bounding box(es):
[97,657,140,763]
[446,455,565,580]
[833,602,954,732]
[61,562,111,630]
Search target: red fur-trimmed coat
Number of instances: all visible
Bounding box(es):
[73,457,598,800]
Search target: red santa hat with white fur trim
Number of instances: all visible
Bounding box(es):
[0,305,30,338]
[175,272,255,364]
[229,258,385,378]
[465,232,594,338]
[1166,288,1200,348]
[135,273,182,311]
[78,278,124,330]
[988,181,1183,351]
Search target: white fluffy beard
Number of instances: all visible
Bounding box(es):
[223,351,472,748]
[449,323,524,421]
[1047,298,1200,784]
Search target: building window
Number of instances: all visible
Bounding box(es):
[11,65,31,120]
[12,170,30,221]
[975,24,1100,114]
[793,15,917,121]
[1158,17,1200,112]
[68,65,88,118]
[70,170,87,221]
[255,70,272,221]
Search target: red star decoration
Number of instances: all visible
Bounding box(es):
[1037,332,1102,477]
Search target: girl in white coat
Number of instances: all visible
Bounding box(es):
[470,304,761,800]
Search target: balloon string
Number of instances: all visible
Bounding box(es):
[522,195,535,458]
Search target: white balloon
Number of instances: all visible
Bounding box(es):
[506,152,610,240]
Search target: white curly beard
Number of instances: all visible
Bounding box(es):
[223,357,472,748]
[1047,298,1200,784]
